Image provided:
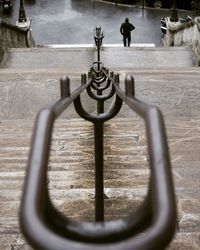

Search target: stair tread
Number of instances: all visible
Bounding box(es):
[0,117,200,248]
[1,66,200,120]
[2,47,196,70]
[0,41,199,248]
[0,233,199,250]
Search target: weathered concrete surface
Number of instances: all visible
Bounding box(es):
[101,47,196,68]
[0,118,200,249]
[1,67,200,120]
[0,47,196,120]
[0,20,35,48]
[0,69,95,119]
[0,46,199,249]
[162,17,200,66]
[1,48,94,71]
[192,40,200,66]
[1,47,196,70]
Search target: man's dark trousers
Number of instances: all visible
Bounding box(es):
[123,36,131,47]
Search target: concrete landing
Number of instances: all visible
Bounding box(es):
[1,47,196,71]
[45,43,156,48]
[1,68,200,120]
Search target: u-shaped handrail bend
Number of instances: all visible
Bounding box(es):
[20,73,176,250]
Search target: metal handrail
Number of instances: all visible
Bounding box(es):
[20,27,176,250]
[20,71,176,250]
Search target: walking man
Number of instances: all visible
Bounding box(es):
[120,18,135,47]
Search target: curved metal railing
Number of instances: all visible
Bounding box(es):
[20,70,176,250]
[20,27,176,250]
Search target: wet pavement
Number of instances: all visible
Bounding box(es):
[0,0,191,46]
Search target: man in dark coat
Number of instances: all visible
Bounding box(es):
[120,18,135,47]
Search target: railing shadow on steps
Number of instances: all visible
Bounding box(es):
[20,27,177,250]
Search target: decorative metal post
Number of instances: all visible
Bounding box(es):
[92,27,105,222]
[142,0,144,9]
[94,27,104,71]
[170,0,178,22]
[142,0,145,17]
[93,27,105,114]
[18,0,27,23]
[94,121,104,222]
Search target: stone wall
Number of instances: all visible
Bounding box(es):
[0,19,35,48]
[163,17,200,66]
[192,40,200,66]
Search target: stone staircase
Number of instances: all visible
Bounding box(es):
[0,46,200,249]
[1,47,196,71]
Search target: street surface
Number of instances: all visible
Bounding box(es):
[0,0,191,46]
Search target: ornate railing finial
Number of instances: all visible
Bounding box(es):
[94,26,104,70]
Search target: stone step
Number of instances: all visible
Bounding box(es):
[0,187,148,203]
[0,170,149,190]
[45,43,156,49]
[1,47,196,71]
[1,67,200,120]
[0,117,200,249]
[0,233,200,250]
[0,44,199,249]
